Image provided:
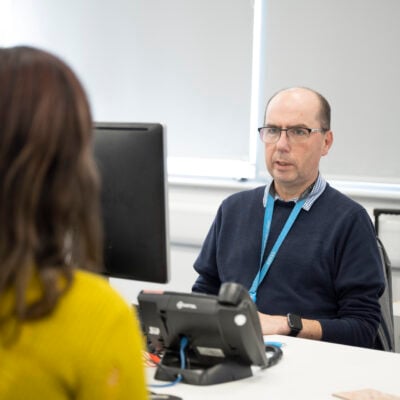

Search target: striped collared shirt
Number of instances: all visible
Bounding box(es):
[263,173,327,211]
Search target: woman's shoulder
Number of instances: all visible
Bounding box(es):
[72,269,112,290]
[65,270,132,316]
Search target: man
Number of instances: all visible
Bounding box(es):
[192,87,384,348]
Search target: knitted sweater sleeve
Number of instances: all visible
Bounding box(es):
[316,207,384,348]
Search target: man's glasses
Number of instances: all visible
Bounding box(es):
[258,126,327,144]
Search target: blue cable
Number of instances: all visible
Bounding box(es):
[149,336,188,388]
[264,340,284,348]
[179,336,188,369]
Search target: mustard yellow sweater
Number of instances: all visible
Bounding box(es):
[0,270,148,400]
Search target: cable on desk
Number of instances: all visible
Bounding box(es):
[149,336,188,388]
[263,341,284,368]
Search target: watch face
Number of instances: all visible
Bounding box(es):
[288,314,302,330]
[287,313,302,336]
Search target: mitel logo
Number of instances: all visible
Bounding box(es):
[176,301,197,310]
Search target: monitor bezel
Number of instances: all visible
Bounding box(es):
[93,122,170,283]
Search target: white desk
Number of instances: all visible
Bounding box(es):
[147,335,400,400]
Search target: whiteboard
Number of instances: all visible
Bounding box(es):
[0,0,253,165]
[260,0,400,184]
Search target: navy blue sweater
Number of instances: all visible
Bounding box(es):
[192,184,385,348]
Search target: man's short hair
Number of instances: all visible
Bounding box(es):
[265,87,331,130]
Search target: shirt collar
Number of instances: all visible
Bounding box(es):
[262,173,326,211]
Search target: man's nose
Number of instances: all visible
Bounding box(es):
[276,129,290,147]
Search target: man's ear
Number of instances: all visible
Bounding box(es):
[321,130,333,156]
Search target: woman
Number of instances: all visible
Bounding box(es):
[0,46,148,399]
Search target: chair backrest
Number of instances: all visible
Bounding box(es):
[374,237,395,351]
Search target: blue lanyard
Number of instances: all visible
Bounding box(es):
[249,193,306,303]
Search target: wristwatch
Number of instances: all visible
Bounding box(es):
[287,313,302,337]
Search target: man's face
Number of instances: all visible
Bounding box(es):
[264,88,333,197]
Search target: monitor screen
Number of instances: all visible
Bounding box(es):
[138,282,269,385]
[93,122,169,283]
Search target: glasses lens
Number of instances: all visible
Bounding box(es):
[260,127,280,143]
[287,128,309,142]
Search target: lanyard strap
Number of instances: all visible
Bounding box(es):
[249,193,306,302]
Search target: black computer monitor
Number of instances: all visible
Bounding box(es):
[93,122,169,283]
[138,282,269,385]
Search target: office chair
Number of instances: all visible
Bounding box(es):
[374,237,395,351]
[373,208,400,352]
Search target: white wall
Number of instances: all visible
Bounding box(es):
[0,0,256,179]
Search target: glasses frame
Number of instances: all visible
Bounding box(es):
[258,126,327,144]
